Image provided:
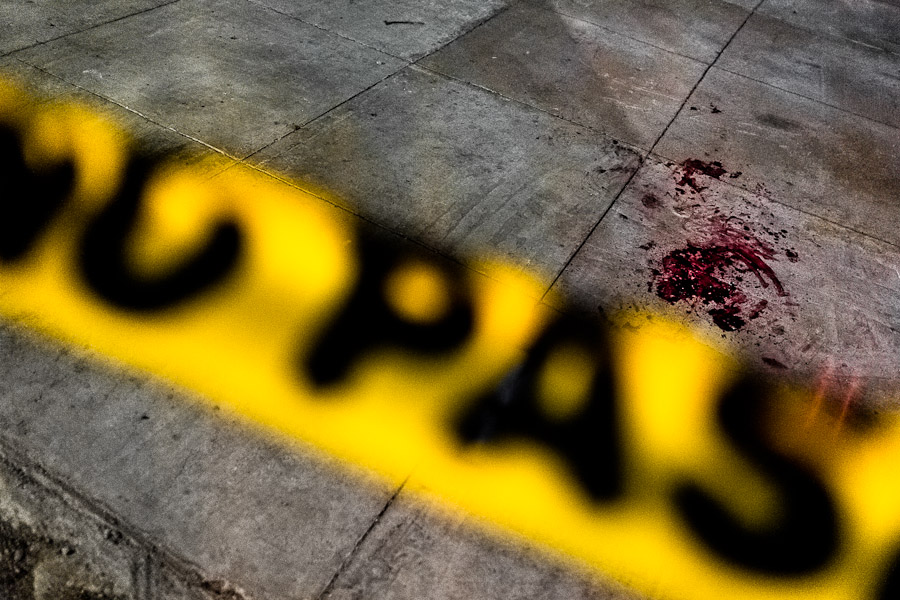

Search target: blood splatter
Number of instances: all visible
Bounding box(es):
[653,240,784,331]
[676,159,728,193]
[646,160,793,332]
[747,299,768,320]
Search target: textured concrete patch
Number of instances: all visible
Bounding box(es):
[0,321,397,600]
[654,67,900,247]
[13,0,405,158]
[248,0,512,61]
[319,492,644,600]
[0,0,174,56]
[0,438,272,600]
[422,2,707,149]
[524,0,750,63]
[759,0,900,55]
[549,158,900,404]
[255,65,642,286]
[0,442,188,600]
[719,12,900,127]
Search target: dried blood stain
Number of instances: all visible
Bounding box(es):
[654,239,786,331]
[676,159,728,192]
[649,161,792,332]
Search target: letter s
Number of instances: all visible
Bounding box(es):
[672,377,840,575]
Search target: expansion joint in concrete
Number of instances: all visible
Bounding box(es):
[6,0,183,60]
[313,481,407,600]
[0,433,251,600]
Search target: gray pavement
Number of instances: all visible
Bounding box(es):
[1,0,899,598]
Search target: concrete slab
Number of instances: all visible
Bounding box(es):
[248,0,511,61]
[653,67,900,247]
[0,446,143,600]
[3,0,900,598]
[13,0,406,159]
[319,492,644,600]
[0,435,272,600]
[524,0,750,63]
[254,66,642,286]
[0,319,398,600]
[0,58,234,176]
[759,0,900,55]
[548,158,900,403]
[718,12,900,127]
[0,0,174,57]
[723,0,761,10]
[420,2,708,149]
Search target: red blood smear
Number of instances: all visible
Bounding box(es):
[676,159,729,192]
[647,159,791,332]
[653,241,786,332]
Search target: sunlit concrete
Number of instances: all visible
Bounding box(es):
[1,0,898,598]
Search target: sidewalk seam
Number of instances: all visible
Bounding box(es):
[5,0,183,59]
[0,431,253,600]
[539,0,768,300]
[314,481,406,600]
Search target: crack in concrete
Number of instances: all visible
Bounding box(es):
[314,480,407,600]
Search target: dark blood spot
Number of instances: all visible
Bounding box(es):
[747,299,768,320]
[676,159,729,192]
[785,249,799,262]
[644,158,794,332]
[762,357,788,369]
[710,104,722,114]
[652,238,786,332]
[708,307,745,331]
[641,194,660,209]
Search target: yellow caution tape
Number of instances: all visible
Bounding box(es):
[1,76,899,600]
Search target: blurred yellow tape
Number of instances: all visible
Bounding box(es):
[1,76,899,600]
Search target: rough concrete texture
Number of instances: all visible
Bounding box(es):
[14,0,406,158]
[421,1,709,149]
[0,0,176,56]
[0,428,237,600]
[524,0,752,63]
[1,0,899,598]
[319,493,642,600]
[758,0,900,55]
[247,0,512,61]
[0,321,398,600]
[718,12,900,127]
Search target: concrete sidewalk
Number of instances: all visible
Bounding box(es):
[1,0,899,598]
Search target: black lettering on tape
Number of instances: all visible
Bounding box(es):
[79,155,243,311]
[673,378,840,575]
[303,234,475,387]
[0,124,75,262]
[456,313,624,502]
[876,545,900,600]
